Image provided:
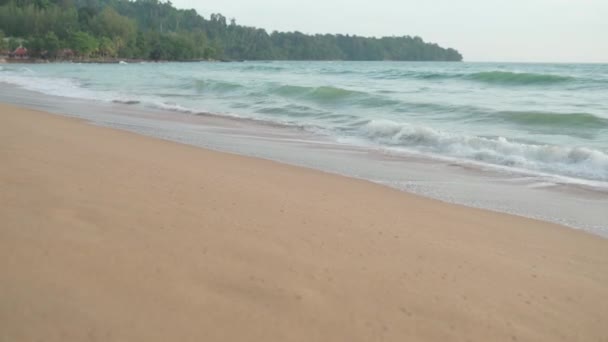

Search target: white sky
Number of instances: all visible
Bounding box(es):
[172,0,608,62]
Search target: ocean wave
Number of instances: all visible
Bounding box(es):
[19,67,35,74]
[360,119,608,181]
[467,71,573,85]
[0,71,110,101]
[256,103,323,117]
[371,69,578,86]
[497,111,608,129]
[311,86,359,101]
[372,69,453,80]
[320,69,357,75]
[271,84,365,103]
[193,79,244,93]
[266,83,404,109]
[147,100,196,113]
[240,64,285,72]
[0,68,203,114]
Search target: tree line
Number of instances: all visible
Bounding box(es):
[0,0,463,61]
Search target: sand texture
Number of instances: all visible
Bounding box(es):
[1,104,607,342]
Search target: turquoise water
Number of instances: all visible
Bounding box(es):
[2,61,608,183]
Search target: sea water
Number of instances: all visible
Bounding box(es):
[1,61,607,234]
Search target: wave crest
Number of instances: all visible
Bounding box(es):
[468,71,572,85]
[498,111,608,128]
[361,119,608,181]
[193,79,244,93]
[271,85,364,103]
[240,64,285,72]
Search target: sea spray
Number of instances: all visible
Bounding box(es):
[360,119,608,181]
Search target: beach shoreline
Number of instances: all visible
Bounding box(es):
[1,103,607,341]
[1,80,606,236]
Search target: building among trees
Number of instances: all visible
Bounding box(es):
[9,46,28,58]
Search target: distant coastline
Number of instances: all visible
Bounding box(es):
[0,57,209,64]
[0,0,462,63]
[0,57,461,64]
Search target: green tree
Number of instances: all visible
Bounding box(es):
[90,7,136,53]
[98,36,116,57]
[70,31,97,57]
[0,30,6,52]
[25,36,44,57]
[44,31,60,58]
[0,0,463,61]
[8,38,20,51]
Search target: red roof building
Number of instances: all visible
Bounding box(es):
[12,46,28,58]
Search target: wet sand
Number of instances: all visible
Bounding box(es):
[1,103,607,342]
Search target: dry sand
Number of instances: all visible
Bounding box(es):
[1,103,607,342]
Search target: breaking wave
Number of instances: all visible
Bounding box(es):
[360,119,608,181]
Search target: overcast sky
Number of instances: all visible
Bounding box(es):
[172,0,607,63]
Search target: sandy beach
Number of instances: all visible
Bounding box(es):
[1,103,607,342]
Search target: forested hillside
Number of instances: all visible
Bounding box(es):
[0,0,463,61]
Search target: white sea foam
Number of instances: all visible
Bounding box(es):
[148,100,195,113]
[0,69,192,114]
[361,119,608,181]
[0,70,110,101]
